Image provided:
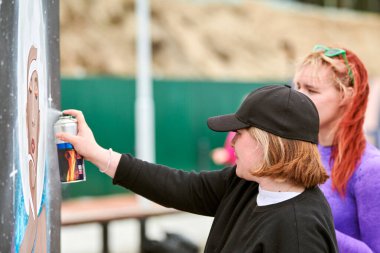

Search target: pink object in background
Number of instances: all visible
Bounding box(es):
[211,132,236,166]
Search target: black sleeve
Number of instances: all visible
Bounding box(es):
[112,154,235,216]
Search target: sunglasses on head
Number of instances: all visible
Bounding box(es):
[312,44,354,85]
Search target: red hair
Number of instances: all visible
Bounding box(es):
[330,48,369,196]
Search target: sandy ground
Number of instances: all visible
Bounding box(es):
[61,213,213,253]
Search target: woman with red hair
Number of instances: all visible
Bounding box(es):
[295,45,380,252]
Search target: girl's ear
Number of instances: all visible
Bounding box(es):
[340,87,354,106]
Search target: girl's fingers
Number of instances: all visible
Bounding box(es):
[56,132,78,145]
[62,109,89,131]
[62,110,85,124]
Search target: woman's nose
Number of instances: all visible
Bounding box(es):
[231,135,237,147]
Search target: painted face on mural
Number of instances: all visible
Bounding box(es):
[15,1,49,252]
[26,46,40,190]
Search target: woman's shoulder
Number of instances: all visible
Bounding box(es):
[349,143,380,199]
[362,143,380,163]
[355,142,380,176]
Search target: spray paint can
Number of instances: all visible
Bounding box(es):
[54,114,86,183]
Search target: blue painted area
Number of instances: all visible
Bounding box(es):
[57,142,73,150]
[14,171,29,253]
[13,160,48,253]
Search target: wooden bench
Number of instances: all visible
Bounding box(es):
[61,194,181,253]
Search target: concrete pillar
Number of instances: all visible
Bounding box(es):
[0,0,61,252]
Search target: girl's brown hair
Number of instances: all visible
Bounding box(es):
[248,127,328,188]
[298,47,369,195]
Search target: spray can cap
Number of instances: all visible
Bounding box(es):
[61,113,76,119]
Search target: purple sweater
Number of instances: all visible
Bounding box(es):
[319,143,380,253]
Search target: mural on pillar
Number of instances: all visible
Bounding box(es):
[14,0,49,252]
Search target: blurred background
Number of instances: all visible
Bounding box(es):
[61,0,380,80]
[60,0,380,252]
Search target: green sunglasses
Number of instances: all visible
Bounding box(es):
[312,44,354,85]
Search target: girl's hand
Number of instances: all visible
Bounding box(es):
[55,109,102,163]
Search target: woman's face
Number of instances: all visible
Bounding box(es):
[294,64,344,134]
[231,129,263,181]
[26,47,39,161]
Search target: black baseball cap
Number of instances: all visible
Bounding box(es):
[207,85,319,144]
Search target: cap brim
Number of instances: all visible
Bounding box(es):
[207,114,250,132]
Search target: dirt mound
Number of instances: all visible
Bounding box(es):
[60,0,380,80]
